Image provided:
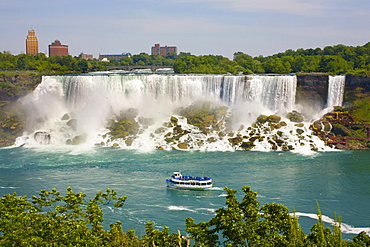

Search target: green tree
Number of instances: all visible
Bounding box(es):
[302,56,321,72]
[186,186,306,246]
[319,55,353,73]
[0,187,129,246]
[185,186,363,247]
[133,53,151,65]
[1,186,370,246]
[77,59,93,72]
[264,57,291,74]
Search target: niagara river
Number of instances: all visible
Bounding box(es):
[1,148,370,239]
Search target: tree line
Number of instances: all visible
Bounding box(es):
[1,186,369,246]
[0,43,369,75]
[0,52,188,74]
[174,43,370,75]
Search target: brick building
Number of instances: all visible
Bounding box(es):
[26,30,38,55]
[79,52,93,60]
[99,53,131,62]
[49,40,69,56]
[151,44,178,56]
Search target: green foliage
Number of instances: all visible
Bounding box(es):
[347,96,370,123]
[0,52,107,73]
[173,55,245,74]
[144,222,189,247]
[1,186,370,246]
[173,43,369,74]
[185,186,367,246]
[0,187,129,246]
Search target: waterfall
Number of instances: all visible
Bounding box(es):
[35,74,297,116]
[327,75,345,108]
[16,73,332,153]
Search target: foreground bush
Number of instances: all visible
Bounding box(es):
[1,187,369,246]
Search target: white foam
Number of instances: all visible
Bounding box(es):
[167,206,196,212]
[294,212,370,235]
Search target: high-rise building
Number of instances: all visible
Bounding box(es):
[26,30,39,55]
[49,40,69,56]
[151,44,178,56]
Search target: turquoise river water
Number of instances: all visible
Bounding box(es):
[0,147,369,240]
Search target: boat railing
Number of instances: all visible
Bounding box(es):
[173,176,211,181]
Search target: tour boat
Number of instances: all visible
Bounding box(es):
[166,171,213,190]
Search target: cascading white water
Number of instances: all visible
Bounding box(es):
[15,73,331,153]
[246,75,297,113]
[327,75,345,108]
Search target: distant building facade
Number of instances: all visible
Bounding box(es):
[26,30,38,55]
[151,44,178,56]
[79,52,93,60]
[49,40,69,56]
[98,53,131,62]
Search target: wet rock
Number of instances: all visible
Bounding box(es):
[241,141,255,150]
[170,116,178,126]
[72,135,85,145]
[257,115,268,123]
[173,125,184,134]
[286,110,304,123]
[207,137,217,143]
[67,119,77,128]
[218,131,226,138]
[165,138,174,143]
[125,138,134,146]
[280,121,287,126]
[228,136,243,146]
[178,142,188,149]
[61,113,70,120]
[268,115,281,123]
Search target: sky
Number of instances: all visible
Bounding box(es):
[0,0,369,59]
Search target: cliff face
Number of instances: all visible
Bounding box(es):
[0,74,42,102]
[0,74,41,146]
[344,75,370,102]
[296,75,328,109]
